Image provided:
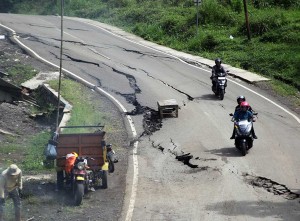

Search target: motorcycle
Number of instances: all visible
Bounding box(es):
[68,156,94,206]
[212,72,227,100]
[230,113,257,156]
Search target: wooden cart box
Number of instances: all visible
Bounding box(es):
[56,132,105,170]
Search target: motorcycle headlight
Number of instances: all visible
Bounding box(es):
[77,162,85,170]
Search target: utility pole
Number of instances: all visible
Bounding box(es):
[243,0,251,40]
[194,0,201,36]
[56,0,64,129]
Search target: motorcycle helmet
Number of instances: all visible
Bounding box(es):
[237,95,246,104]
[240,101,249,111]
[71,152,78,158]
[215,58,222,65]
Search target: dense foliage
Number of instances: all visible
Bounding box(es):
[1,0,299,92]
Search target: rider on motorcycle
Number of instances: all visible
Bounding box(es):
[234,95,253,113]
[210,58,227,89]
[230,101,258,139]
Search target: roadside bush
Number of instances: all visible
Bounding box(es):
[162,0,188,6]
[230,0,243,13]
[238,10,287,36]
[218,0,243,13]
[132,24,164,42]
[199,0,239,25]
[252,0,300,9]
[160,13,189,36]
[122,6,162,24]
[106,0,131,8]
[260,25,300,44]
[123,7,146,23]
[201,34,219,51]
[187,37,202,52]
[73,6,107,18]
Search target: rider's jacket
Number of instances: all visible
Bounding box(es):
[233,110,253,121]
[235,105,254,113]
[211,65,226,79]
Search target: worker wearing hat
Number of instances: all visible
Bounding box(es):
[0,164,23,221]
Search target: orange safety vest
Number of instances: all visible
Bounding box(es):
[65,153,77,174]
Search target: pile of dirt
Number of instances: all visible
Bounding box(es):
[0,101,52,140]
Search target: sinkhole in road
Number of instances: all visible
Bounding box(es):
[116,91,163,136]
[243,173,300,200]
[142,109,162,136]
[175,153,198,168]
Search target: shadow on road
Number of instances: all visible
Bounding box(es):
[206,146,242,158]
[205,200,300,221]
[194,94,219,101]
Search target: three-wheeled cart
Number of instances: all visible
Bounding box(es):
[55,126,110,193]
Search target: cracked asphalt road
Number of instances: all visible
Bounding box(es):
[1,14,300,220]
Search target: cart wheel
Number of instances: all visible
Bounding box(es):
[108,159,115,173]
[101,170,108,189]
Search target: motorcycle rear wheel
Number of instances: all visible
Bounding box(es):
[74,183,84,206]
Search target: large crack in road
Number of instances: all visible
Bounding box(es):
[142,69,194,101]
[243,173,300,200]
[123,48,178,61]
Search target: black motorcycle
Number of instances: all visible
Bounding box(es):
[212,72,227,100]
[230,113,257,156]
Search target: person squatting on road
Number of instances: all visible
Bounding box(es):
[210,58,227,89]
[0,164,22,221]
